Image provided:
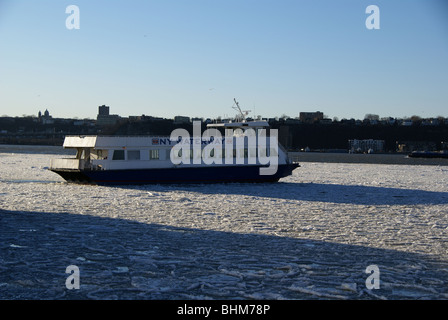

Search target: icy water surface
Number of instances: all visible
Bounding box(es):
[1,149,448,299]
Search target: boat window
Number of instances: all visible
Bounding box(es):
[91,149,108,160]
[149,149,159,160]
[75,148,90,160]
[128,150,140,160]
[112,150,125,160]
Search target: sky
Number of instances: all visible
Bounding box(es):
[0,0,447,121]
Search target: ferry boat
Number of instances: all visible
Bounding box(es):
[49,120,299,185]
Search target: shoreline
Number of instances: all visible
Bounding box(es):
[289,151,448,166]
[1,144,448,166]
[1,152,447,299]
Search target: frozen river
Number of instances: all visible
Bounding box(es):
[1,148,448,299]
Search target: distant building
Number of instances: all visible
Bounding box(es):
[96,105,120,126]
[380,117,396,125]
[98,105,110,116]
[299,111,324,124]
[349,139,384,153]
[38,109,54,124]
[174,116,190,124]
[128,115,142,122]
[285,118,300,125]
[319,118,333,125]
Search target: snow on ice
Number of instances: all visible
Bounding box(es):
[1,150,448,299]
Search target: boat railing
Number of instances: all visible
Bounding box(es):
[50,158,108,171]
[50,158,86,170]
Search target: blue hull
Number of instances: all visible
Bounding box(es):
[52,164,299,185]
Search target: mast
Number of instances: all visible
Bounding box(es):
[232,98,251,122]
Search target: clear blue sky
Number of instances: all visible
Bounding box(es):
[0,0,447,120]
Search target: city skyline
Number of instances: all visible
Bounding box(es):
[1,0,447,121]
[5,104,448,123]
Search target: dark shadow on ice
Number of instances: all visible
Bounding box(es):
[1,209,447,300]
[117,182,448,205]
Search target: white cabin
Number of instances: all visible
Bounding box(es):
[50,121,291,172]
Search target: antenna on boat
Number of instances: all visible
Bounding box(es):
[232,98,251,122]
